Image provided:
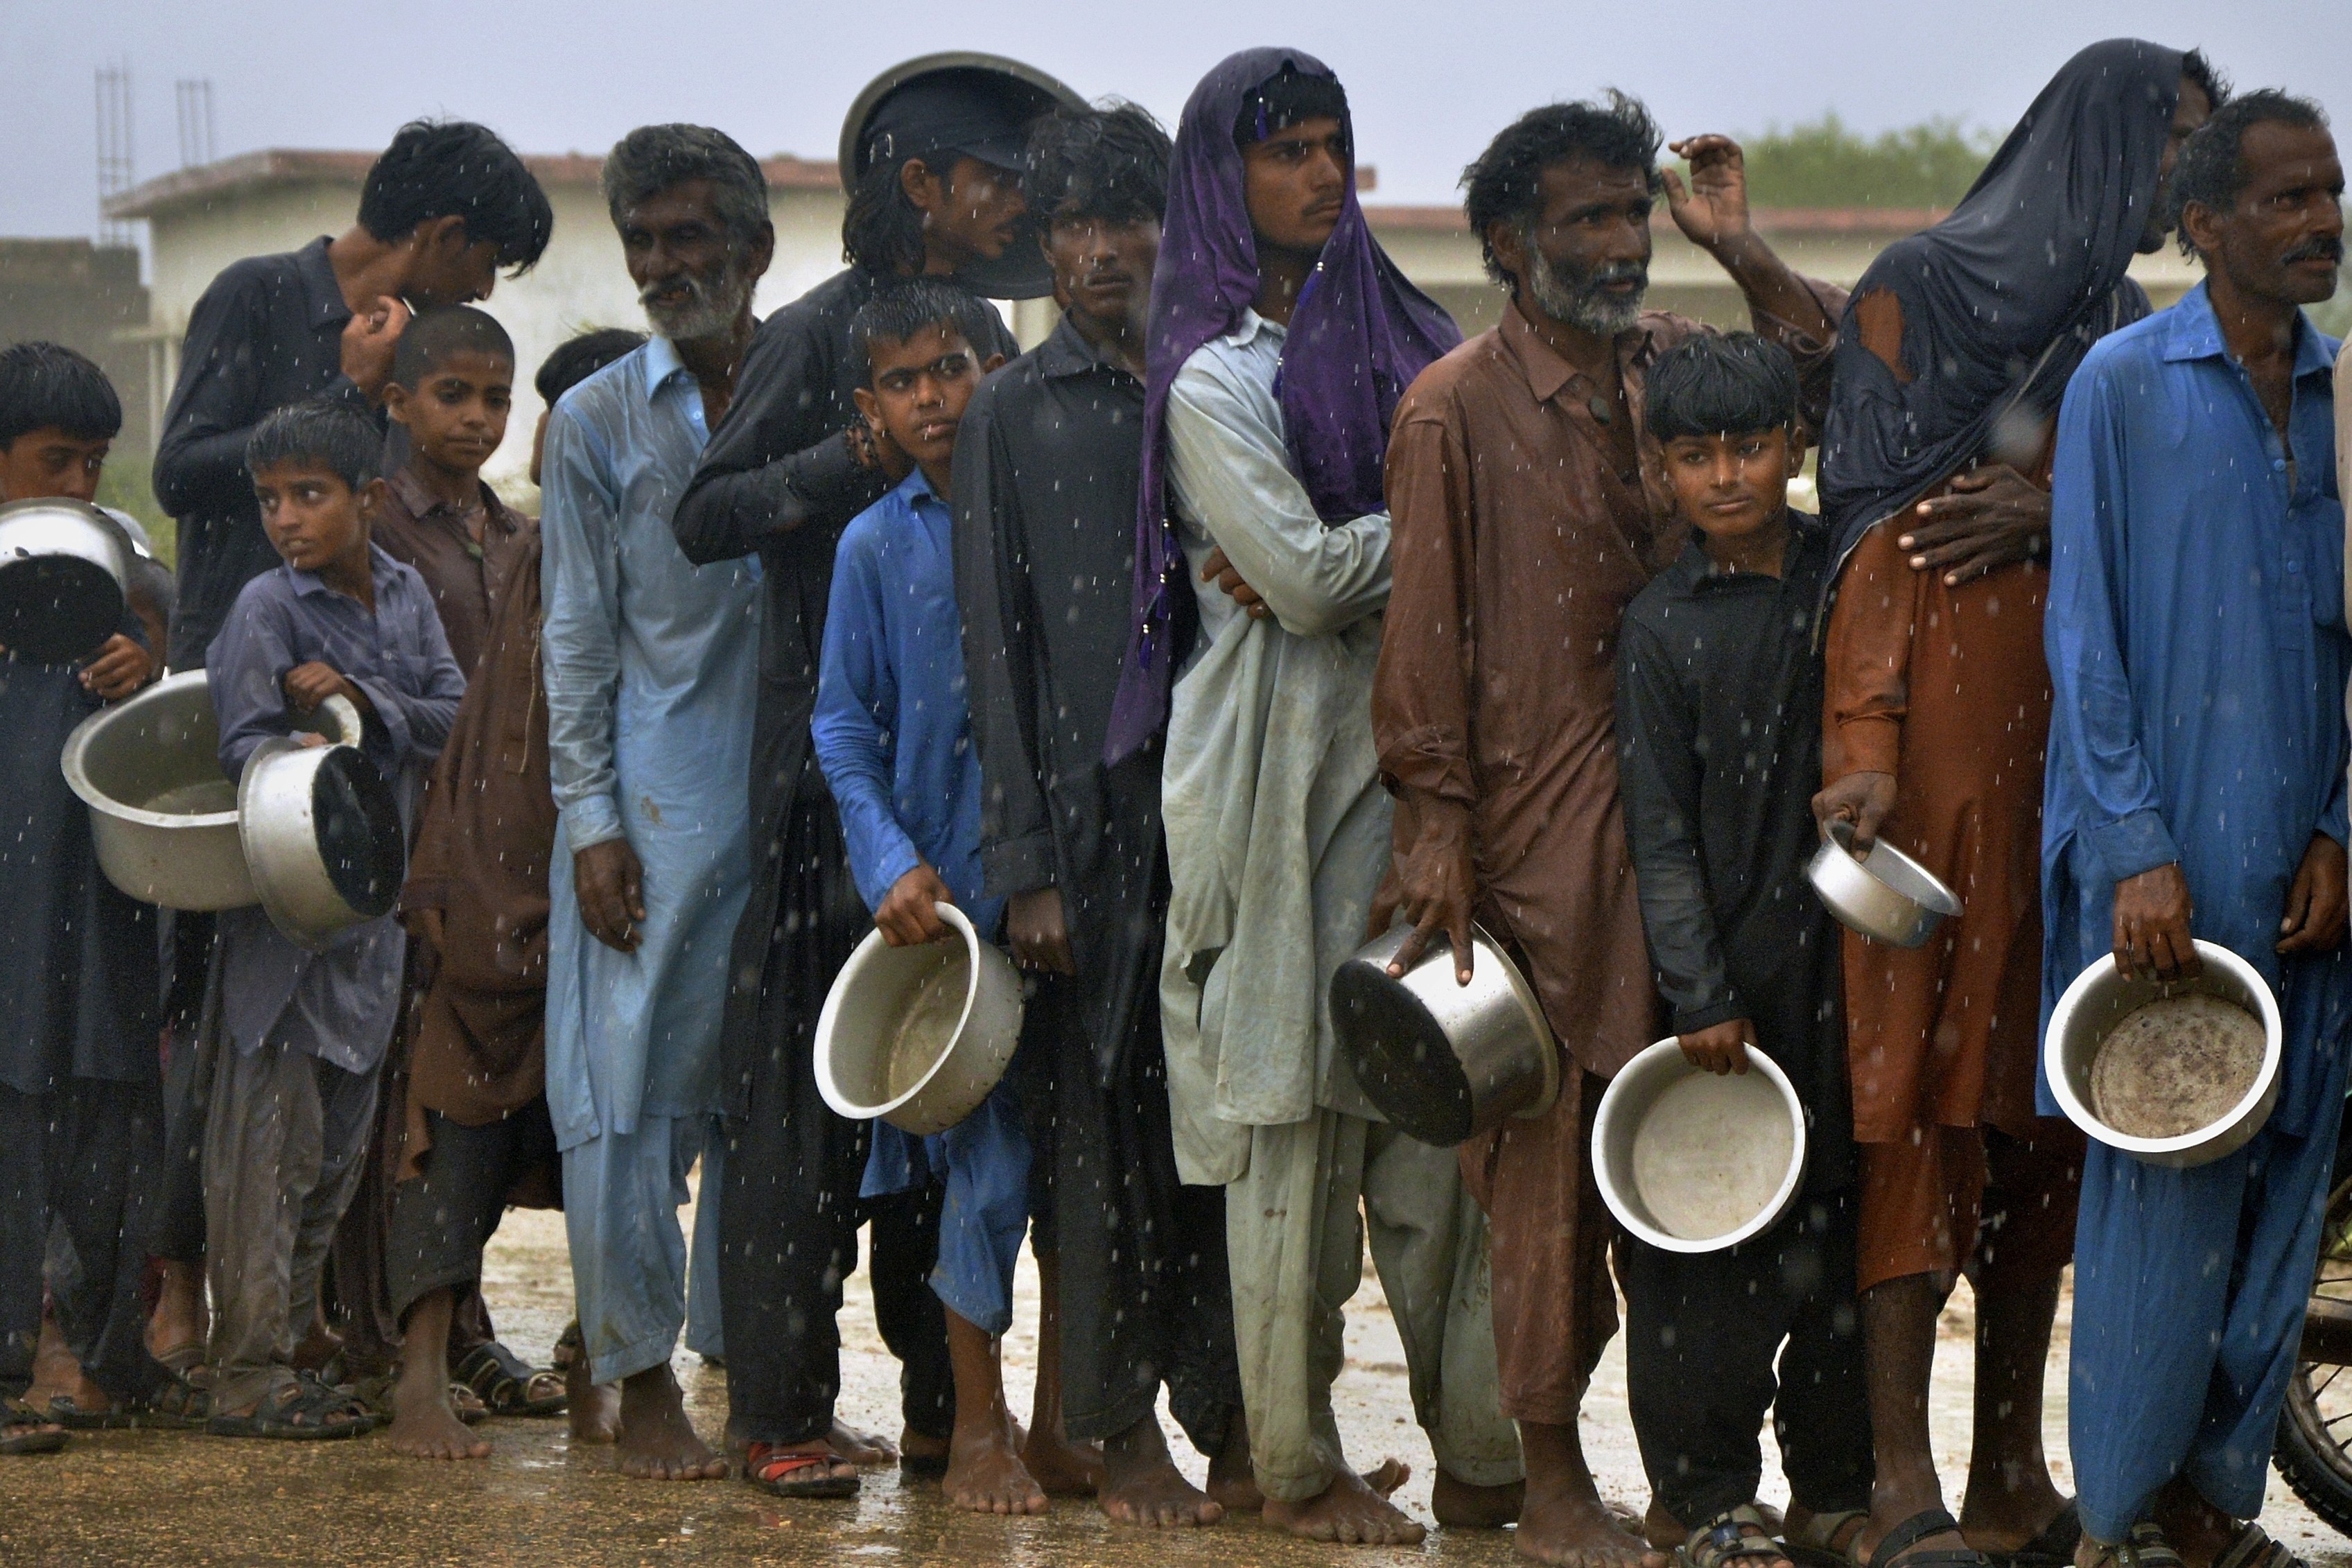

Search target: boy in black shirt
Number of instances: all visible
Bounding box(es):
[1613,333,1872,1568]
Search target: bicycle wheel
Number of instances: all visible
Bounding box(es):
[2276,1143,2352,1538]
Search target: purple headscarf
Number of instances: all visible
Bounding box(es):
[1101,46,1461,765]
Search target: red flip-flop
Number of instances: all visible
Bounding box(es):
[744,1442,862,1498]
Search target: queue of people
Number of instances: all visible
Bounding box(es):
[0,35,2346,1568]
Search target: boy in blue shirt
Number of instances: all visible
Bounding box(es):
[814,279,1088,1515]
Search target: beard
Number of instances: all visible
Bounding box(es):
[1522,235,1648,336]
[641,263,752,342]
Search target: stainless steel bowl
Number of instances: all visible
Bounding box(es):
[0,498,129,664]
[237,695,406,948]
[1330,923,1560,1147]
[815,903,1025,1135]
[61,669,259,910]
[1807,819,1964,947]
[1593,1037,1809,1253]
[2044,939,2281,1169]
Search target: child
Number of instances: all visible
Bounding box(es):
[811,279,1079,1514]
[1612,333,1872,1568]
[0,342,182,1455]
[201,399,463,1439]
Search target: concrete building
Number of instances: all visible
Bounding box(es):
[104,146,2204,505]
[0,239,154,455]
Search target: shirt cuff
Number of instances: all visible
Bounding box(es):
[564,793,626,855]
[857,839,925,917]
[1827,714,1903,781]
[2086,809,2181,886]
[785,429,875,519]
[1671,995,1748,1036]
[1377,724,1479,807]
[981,832,1057,899]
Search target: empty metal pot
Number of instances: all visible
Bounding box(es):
[1330,923,1560,1147]
[0,498,129,664]
[815,903,1025,1135]
[237,695,406,948]
[1807,819,1964,948]
[1592,1036,1809,1254]
[61,669,259,911]
[2044,939,2281,1169]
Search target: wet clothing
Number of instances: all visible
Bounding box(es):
[372,469,534,678]
[384,1103,558,1321]
[1858,1122,2084,1290]
[2044,286,2349,1537]
[155,236,378,668]
[952,312,1242,1446]
[1615,516,1852,1192]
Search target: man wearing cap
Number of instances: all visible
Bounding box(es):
[670,54,1070,1497]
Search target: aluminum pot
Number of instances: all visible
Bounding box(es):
[1592,1037,1809,1253]
[815,903,1025,1135]
[0,498,128,665]
[1807,819,1963,948]
[1330,923,1560,1147]
[61,669,259,910]
[2044,939,2281,1169]
[237,695,406,948]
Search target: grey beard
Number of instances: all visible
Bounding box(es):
[1523,243,1647,336]
[643,268,751,342]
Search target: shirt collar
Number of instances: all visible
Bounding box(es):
[2162,279,2340,381]
[641,335,694,395]
[288,542,402,600]
[296,236,353,331]
[1038,312,1138,381]
[1227,308,1285,349]
[894,464,949,513]
[386,467,516,534]
[1497,295,1653,406]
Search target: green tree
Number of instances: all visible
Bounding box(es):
[1735,113,1996,209]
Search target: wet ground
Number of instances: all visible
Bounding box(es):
[3,1185,2345,1568]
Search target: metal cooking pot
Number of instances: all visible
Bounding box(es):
[0,498,129,664]
[814,902,1025,1135]
[62,669,259,911]
[1330,922,1560,1147]
[1807,819,1964,948]
[1592,1036,1809,1253]
[2044,939,2282,1169]
[237,695,406,948]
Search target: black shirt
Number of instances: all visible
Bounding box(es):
[1614,510,1852,1188]
[153,236,374,667]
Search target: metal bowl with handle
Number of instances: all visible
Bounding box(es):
[1807,819,1964,948]
[0,498,130,665]
[1593,1036,1809,1253]
[814,902,1025,1135]
[1330,922,1560,1147]
[61,669,259,911]
[237,694,406,948]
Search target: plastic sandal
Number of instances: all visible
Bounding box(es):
[744,1442,862,1499]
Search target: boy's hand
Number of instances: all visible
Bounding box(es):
[80,634,153,700]
[876,862,955,948]
[1201,547,1269,619]
[1678,1018,1755,1076]
[342,295,412,403]
[1897,466,2050,588]
[282,661,370,717]
[1813,770,1897,854]
[575,839,646,954]
[2114,862,2199,981]
[2278,834,2348,956]
[1006,886,1076,975]
[1371,796,1479,985]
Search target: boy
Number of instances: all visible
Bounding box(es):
[202,399,464,1439]
[813,279,1061,1513]
[1612,333,1872,1568]
[0,342,180,1454]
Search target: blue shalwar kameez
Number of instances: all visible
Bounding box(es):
[2043,283,2349,1539]
[541,339,764,1384]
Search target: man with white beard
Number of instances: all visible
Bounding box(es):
[538,124,771,1481]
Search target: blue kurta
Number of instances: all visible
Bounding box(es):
[2042,282,2349,1536]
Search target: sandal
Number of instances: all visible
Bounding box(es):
[1869,1510,1996,1568]
[1988,1504,2084,1568]
[44,1394,139,1431]
[744,1441,862,1499]
[2078,1524,2185,1568]
[1,1399,67,1456]
[150,1339,206,1377]
[205,1371,374,1440]
[2211,1522,2302,1568]
[1788,1510,1872,1568]
[139,1372,213,1431]
[455,1341,566,1418]
[1687,1506,1795,1568]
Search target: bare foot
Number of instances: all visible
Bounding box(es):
[386,1371,489,1461]
[946,1412,1047,1515]
[1435,1469,1525,1528]
[1021,1422,1104,1497]
[1265,1463,1426,1545]
[1099,1415,1223,1528]
[1518,1486,1671,1568]
[1209,1449,1406,1514]
[830,1418,897,1466]
[146,1260,208,1368]
[614,1365,725,1480]
[29,1314,108,1415]
[564,1352,620,1445]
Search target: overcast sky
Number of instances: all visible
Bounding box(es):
[8,0,2347,239]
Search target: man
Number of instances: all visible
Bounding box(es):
[539,124,769,1481]
[1105,49,1522,1549]
[2044,91,2346,1568]
[670,55,1064,1491]
[1812,44,2219,1568]
[1373,95,1841,1567]
[953,103,1248,1528]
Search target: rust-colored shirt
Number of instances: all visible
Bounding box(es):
[1375,292,1840,1076]
[374,467,534,677]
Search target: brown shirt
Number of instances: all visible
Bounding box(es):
[1375,292,1841,1077]
[374,467,534,677]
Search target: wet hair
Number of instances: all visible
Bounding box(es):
[2179,49,2230,118]
[245,401,383,494]
[1027,101,1172,225]
[358,120,552,274]
[602,124,771,248]
[1644,332,1800,443]
[1233,66,1349,150]
[848,279,1000,379]
[390,305,516,390]
[2172,89,2332,256]
[0,341,121,449]
[1462,94,1664,286]
[535,328,648,407]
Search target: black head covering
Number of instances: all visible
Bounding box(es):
[1820,38,2188,566]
